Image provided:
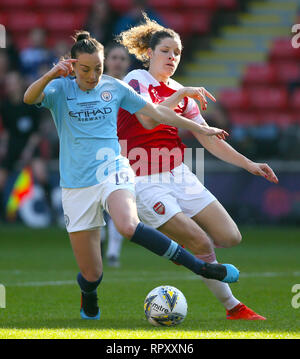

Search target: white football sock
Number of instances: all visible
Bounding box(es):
[196,254,240,310]
[106,217,123,259]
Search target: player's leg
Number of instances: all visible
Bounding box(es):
[173,162,241,249]
[191,200,242,248]
[158,165,263,319]
[190,199,265,319]
[157,212,214,255]
[106,189,239,283]
[69,229,103,320]
[62,186,105,320]
[69,229,103,282]
[158,213,240,311]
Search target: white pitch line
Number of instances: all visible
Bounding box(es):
[5,271,300,287]
[11,280,76,287]
[241,271,300,278]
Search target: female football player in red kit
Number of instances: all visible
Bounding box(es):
[117,13,279,320]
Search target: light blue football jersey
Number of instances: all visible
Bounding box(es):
[37,75,147,188]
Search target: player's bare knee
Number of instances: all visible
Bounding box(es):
[232,229,242,246]
[223,229,242,248]
[189,236,213,255]
[80,262,103,282]
[177,227,213,254]
[119,222,138,239]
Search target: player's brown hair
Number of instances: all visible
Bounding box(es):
[56,31,104,77]
[116,12,181,67]
[70,30,104,59]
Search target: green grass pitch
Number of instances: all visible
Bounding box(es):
[0,225,299,339]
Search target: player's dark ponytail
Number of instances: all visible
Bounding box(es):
[70,30,104,58]
[74,31,90,42]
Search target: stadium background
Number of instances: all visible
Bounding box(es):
[0,0,299,227]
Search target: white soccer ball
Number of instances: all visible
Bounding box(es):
[144,285,188,326]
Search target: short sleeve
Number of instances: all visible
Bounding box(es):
[123,70,154,102]
[183,98,206,125]
[36,78,63,110]
[118,80,147,114]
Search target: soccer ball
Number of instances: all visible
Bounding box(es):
[144,285,188,326]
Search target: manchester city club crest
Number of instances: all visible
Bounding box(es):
[101,91,112,102]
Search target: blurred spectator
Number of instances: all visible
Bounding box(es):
[229,118,280,160]
[0,52,9,99]
[214,105,256,158]
[114,0,166,70]
[52,40,71,63]
[229,125,256,159]
[20,28,55,85]
[38,110,59,163]
[84,0,119,47]
[0,72,51,221]
[278,125,300,160]
[248,122,279,159]
[114,0,165,36]
[5,31,21,72]
[104,42,131,79]
[288,76,300,94]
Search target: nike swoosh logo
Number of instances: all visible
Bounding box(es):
[67,97,76,101]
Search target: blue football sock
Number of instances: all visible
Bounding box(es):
[77,272,103,294]
[130,222,207,275]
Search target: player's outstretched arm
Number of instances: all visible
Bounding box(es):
[193,125,279,184]
[136,102,229,140]
[23,59,78,105]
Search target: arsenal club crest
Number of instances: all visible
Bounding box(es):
[153,201,165,215]
[128,79,141,94]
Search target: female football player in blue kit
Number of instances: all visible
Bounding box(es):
[24,31,239,320]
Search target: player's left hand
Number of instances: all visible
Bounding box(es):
[201,126,229,140]
[247,162,279,184]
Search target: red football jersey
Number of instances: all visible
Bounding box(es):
[117,70,205,176]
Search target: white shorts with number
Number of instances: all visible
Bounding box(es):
[135,163,216,228]
[62,167,135,233]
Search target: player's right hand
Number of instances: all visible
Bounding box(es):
[183,87,216,111]
[48,59,78,79]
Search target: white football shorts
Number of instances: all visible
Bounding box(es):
[135,163,216,228]
[62,167,135,233]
